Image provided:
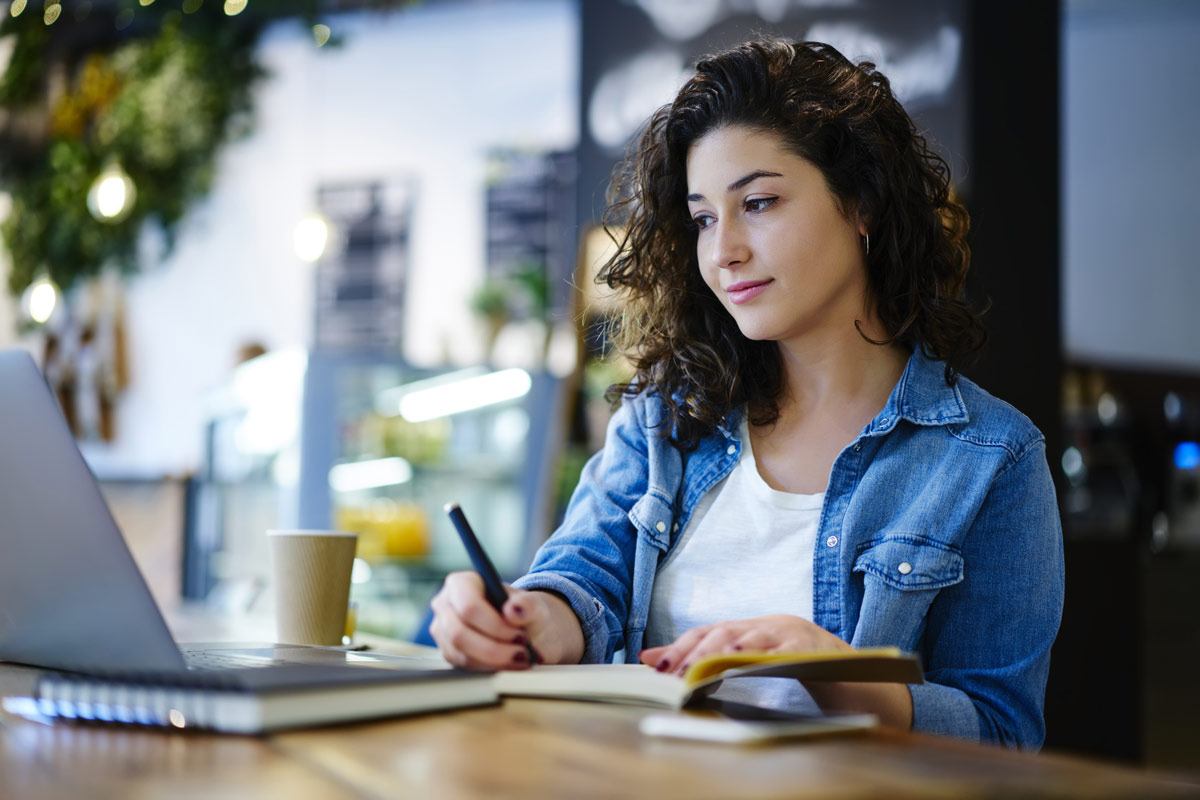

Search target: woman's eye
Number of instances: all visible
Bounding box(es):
[745,197,777,213]
[692,213,715,229]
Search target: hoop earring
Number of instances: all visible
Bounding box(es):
[863,233,870,255]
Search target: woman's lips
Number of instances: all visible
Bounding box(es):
[726,279,773,305]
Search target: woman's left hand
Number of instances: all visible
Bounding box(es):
[638,614,852,676]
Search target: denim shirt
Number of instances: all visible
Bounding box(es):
[514,349,1064,750]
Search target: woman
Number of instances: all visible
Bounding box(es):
[430,39,1063,750]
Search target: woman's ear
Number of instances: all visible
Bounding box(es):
[855,211,870,239]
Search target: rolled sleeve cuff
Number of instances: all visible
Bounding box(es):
[909,681,982,743]
[512,573,612,664]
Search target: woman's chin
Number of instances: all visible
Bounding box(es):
[731,320,781,342]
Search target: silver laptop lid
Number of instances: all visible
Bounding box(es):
[0,349,185,673]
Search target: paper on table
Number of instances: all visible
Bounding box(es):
[638,710,878,743]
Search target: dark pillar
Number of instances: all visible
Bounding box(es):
[964,0,1062,450]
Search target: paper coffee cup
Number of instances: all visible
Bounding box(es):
[268,530,358,646]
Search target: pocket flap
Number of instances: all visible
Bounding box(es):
[853,534,964,590]
[628,492,674,548]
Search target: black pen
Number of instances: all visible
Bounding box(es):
[444,502,539,665]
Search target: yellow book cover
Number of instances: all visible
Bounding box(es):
[493,647,923,710]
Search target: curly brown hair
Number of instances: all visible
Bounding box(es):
[598,38,986,449]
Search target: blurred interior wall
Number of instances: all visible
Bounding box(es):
[1045,0,1200,769]
[58,0,577,479]
[98,478,187,609]
[1063,0,1200,374]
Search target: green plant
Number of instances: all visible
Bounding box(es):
[0,6,270,294]
[510,260,550,319]
[0,2,419,297]
[469,279,512,318]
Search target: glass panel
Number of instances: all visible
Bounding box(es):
[327,362,554,640]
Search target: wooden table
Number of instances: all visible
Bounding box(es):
[2,615,1196,799]
[3,672,1197,799]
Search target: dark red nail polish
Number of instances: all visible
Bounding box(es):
[513,649,528,663]
[512,605,526,618]
[655,659,670,672]
[732,644,743,651]
[513,635,527,645]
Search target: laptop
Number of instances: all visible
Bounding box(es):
[0,349,497,732]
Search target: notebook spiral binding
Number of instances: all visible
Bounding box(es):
[19,674,233,730]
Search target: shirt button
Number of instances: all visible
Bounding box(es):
[897,561,913,575]
[656,521,667,533]
[726,444,736,455]
[881,417,890,424]
[826,535,838,548]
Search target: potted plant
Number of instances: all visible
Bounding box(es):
[469,279,512,361]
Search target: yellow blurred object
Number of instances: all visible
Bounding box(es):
[334,501,430,560]
[344,602,357,640]
[381,414,451,464]
[335,506,382,558]
[383,503,430,557]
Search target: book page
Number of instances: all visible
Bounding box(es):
[494,664,688,708]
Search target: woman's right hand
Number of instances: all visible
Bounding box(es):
[429,572,582,670]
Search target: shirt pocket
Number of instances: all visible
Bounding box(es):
[852,533,964,590]
[850,533,964,650]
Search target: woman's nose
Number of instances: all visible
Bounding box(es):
[710,220,749,269]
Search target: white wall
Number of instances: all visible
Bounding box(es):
[1063,0,1200,373]
[6,0,578,477]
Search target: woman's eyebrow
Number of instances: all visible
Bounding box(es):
[687,170,784,202]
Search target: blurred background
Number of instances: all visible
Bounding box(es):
[0,0,1196,772]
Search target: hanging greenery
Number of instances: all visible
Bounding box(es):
[0,0,384,297]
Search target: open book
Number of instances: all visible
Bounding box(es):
[494,646,922,710]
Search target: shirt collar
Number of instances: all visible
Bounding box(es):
[719,347,968,441]
[875,347,969,433]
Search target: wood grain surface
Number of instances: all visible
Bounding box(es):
[3,633,1197,799]
[5,687,1194,800]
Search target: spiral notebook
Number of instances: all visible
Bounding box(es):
[0,349,496,732]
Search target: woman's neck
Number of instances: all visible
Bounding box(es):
[746,332,909,494]
[772,326,909,423]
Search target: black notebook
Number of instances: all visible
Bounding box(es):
[5,651,496,733]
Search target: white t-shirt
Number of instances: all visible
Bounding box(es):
[645,419,825,713]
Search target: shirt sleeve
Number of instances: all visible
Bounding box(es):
[512,396,658,663]
[910,439,1064,750]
